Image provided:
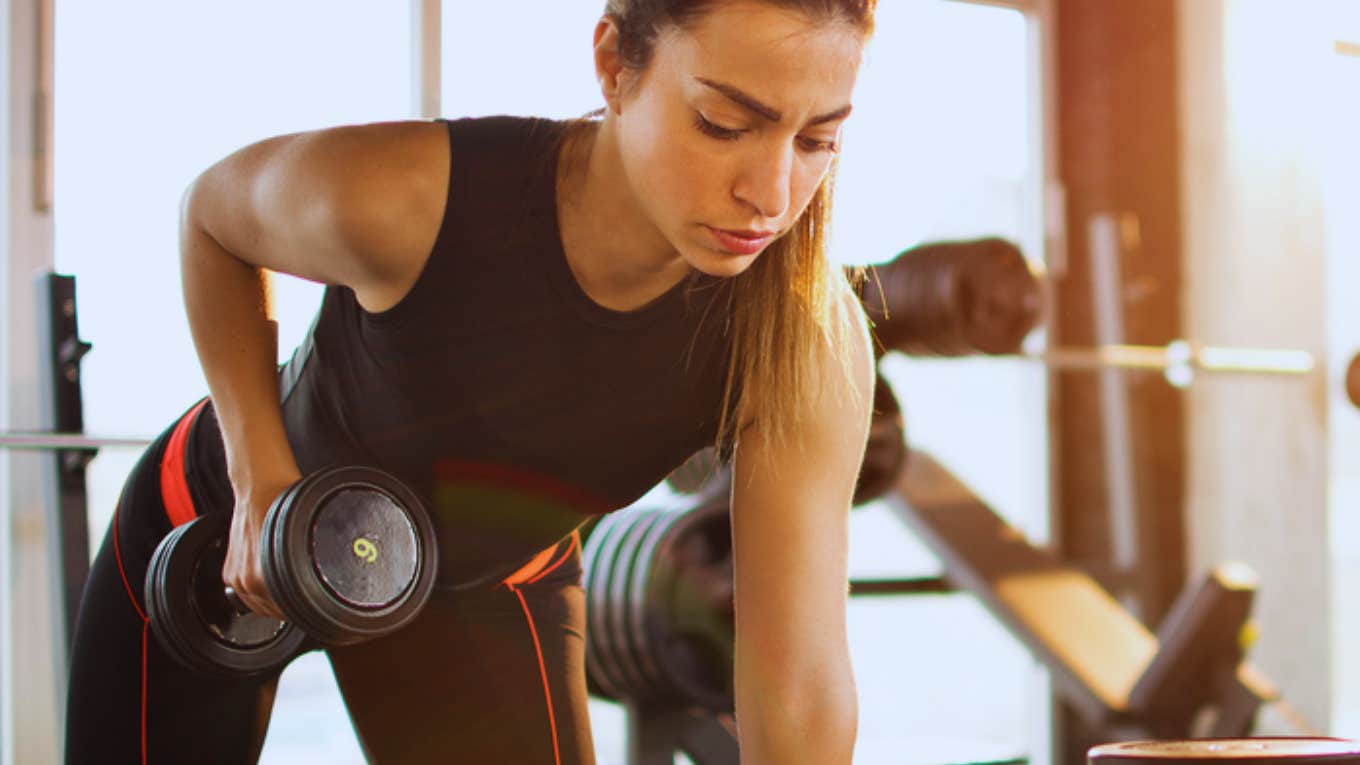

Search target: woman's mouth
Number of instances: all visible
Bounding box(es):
[706,226,776,255]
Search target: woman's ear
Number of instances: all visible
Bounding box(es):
[593,16,626,114]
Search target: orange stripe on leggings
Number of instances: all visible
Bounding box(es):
[159,400,208,529]
[524,531,580,586]
[111,504,148,623]
[502,530,580,588]
[509,585,563,765]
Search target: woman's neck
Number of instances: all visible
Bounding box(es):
[555,118,692,312]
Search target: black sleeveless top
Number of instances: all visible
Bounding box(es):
[187,115,735,588]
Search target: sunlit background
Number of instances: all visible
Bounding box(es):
[10,0,1350,763]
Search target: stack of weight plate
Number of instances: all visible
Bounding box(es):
[582,497,734,713]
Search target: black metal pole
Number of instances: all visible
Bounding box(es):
[35,272,95,662]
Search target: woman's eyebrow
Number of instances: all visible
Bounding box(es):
[695,77,852,126]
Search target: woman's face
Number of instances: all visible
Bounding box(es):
[606,0,865,278]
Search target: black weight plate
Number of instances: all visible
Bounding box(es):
[264,466,437,645]
[968,238,1039,355]
[259,473,316,634]
[852,374,909,506]
[649,501,736,712]
[310,488,419,608]
[145,513,305,677]
[934,247,969,356]
[587,507,654,699]
[1348,354,1360,410]
[581,510,629,701]
[606,508,669,701]
[627,506,692,695]
[297,467,434,642]
[903,247,935,353]
[868,248,917,353]
[663,448,723,496]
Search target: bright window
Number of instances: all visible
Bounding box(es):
[55,3,411,761]
[835,2,1049,759]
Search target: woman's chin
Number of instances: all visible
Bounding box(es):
[684,246,763,279]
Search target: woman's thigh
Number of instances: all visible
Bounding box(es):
[327,540,595,765]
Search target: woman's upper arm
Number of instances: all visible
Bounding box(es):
[181,119,450,309]
[729,288,875,678]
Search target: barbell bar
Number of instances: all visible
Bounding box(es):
[0,337,1319,457]
[0,432,153,451]
[0,341,1324,456]
[1022,340,1316,379]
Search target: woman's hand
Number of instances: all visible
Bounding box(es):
[222,473,300,621]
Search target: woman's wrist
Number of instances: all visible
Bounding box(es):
[225,436,302,510]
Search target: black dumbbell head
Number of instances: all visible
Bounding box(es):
[582,511,630,701]
[262,466,437,645]
[645,500,735,713]
[145,512,306,677]
[607,509,669,699]
[852,374,909,506]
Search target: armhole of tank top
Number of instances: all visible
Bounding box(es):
[352,117,459,330]
[278,290,329,407]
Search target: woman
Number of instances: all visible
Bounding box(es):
[65,0,876,762]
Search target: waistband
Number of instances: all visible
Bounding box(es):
[159,399,209,529]
[157,398,579,589]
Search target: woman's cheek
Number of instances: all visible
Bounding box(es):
[653,140,714,216]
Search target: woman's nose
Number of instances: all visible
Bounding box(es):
[731,142,792,221]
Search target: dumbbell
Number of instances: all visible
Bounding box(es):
[583,498,735,712]
[145,466,438,676]
[860,237,1040,358]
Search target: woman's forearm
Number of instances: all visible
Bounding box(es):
[734,658,859,764]
[179,188,300,496]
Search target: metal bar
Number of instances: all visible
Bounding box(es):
[848,577,957,596]
[1020,342,1315,377]
[1088,214,1141,601]
[0,432,152,451]
[411,0,440,119]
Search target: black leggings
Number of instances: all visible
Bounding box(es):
[65,406,595,764]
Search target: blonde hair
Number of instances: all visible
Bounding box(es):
[713,171,865,457]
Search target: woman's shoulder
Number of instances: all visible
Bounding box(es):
[437,114,574,181]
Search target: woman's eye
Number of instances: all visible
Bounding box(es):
[798,136,840,154]
[694,113,744,141]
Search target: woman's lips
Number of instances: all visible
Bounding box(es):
[707,226,776,255]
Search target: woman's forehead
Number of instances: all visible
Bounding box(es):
[655,3,865,111]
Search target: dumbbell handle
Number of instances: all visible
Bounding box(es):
[223,586,253,616]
